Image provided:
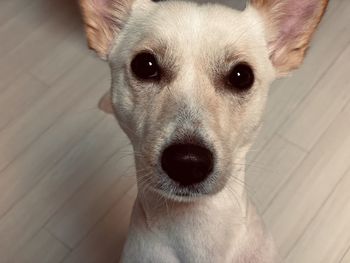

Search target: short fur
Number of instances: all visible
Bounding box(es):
[79,0,328,262]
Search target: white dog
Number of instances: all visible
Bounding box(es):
[79,0,328,262]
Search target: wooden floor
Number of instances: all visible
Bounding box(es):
[0,0,350,262]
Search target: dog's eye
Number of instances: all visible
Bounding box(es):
[228,63,254,91]
[131,52,160,80]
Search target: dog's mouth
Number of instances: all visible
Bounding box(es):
[148,183,211,202]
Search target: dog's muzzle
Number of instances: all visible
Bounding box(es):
[161,143,214,186]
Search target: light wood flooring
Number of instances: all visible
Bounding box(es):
[0,0,350,262]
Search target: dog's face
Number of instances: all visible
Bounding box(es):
[80,0,328,200]
[110,3,275,199]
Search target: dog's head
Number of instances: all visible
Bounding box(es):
[80,0,328,200]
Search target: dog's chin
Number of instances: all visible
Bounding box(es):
[145,181,223,203]
[147,185,209,203]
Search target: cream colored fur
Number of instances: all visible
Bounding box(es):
[79,0,328,262]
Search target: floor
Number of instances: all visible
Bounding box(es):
[0,0,349,262]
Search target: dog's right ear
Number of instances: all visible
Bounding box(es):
[79,0,134,59]
[250,0,329,75]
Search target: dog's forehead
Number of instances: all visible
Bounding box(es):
[124,1,268,64]
[171,5,258,41]
[110,1,274,80]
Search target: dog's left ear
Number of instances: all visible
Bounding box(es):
[250,0,329,75]
[79,0,135,59]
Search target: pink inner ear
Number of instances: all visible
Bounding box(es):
[91,0,110,12]
[278,0,320,42]
[93,0,108,6]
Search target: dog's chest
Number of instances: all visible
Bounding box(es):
[162,218,244,262]
[121,200,255,263]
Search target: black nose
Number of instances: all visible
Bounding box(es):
[161,143,214,186]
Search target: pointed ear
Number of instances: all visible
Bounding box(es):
[79,0,134,59]
[98,91,114,114]
[250,0,329,75]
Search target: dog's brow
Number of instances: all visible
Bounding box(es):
[133,38,169,57]
[223,52,241,65]
[221,45,252,64]
[208,50,244,75]
[219,50,257,76]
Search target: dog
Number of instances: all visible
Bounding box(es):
[79,0,328,262]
